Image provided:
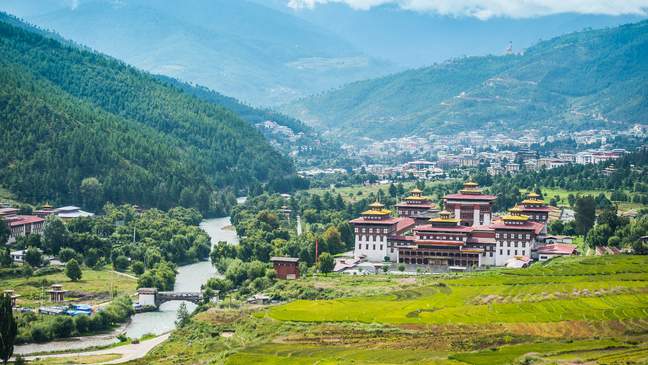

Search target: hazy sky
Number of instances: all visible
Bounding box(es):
[288,0,648,19]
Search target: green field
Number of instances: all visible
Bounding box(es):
[1,268,137,307]
[268,256,648,325]
[129,255,648,365]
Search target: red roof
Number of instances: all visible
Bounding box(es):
[6,215,45,227]
[519,206,552,212]
[350,217,401,225]
[415,225,474,233]
[395,202,435,209]
[467,237,497,244]
[396,217,416,233]
[445,193,497,201]
[489,220,544,235]
[415,240,465,246]
[537,244,577,255]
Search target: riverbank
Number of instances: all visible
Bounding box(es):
[15,216,239,358]
[24,333,171,365]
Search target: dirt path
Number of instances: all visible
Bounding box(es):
[23,333,170,364]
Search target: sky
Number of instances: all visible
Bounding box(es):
[287,0,648,19]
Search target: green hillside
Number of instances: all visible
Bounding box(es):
[0,13,298,213]
[1,0,393,105]
[282,21,648,141]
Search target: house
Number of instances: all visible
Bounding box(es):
[5,215,45,244]
[246,294,271,305]
[3,290,20,308]
[47,284,66,302]
[537,244,578,261]
[270,257,300,280]
[55,206,94,220]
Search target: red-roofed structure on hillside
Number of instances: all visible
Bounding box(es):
[2,211,45,244]
[537,244,578,261]
[350,202,415,262]
[395,188,439,225]
[444,182,496,226]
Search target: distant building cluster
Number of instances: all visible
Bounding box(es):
[349,182,577,271]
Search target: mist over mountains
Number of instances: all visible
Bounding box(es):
[0,0,392,106]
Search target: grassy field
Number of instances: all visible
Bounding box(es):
[126,255,648,365]
[2,268,137,307]
[530,187,647,212]
[29,354,122,365]
[268,256,648,325]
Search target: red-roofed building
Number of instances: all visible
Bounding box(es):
[444,182,496,226]
[350,185,549,269]
[395,188,439,225]
[537,244,578,261]
[517,192,551,223]
[4,215,45,244]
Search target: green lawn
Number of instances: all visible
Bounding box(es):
[2,268,137,307]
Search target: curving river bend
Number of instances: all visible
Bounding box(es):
[16,215,239,355]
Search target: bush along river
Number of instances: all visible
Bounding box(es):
[15,215,239,355]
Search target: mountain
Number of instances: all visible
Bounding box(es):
[0,0,393,106]
[157,76,356,169]
[281,20,648,141]
[0,12,301,214]
[268,1,645,69]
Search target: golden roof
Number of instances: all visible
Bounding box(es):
[410,188,422,194]
[464,181,479,187]
[508,206,523,213]
[361,209,391,216]
[404,196,429,201]
[369,201,384,208]
[502,214,530,221]
[41,203,53,209]
[521,199,545,205]
[527,192,541,198]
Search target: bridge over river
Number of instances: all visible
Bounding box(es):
[137,288,202,309]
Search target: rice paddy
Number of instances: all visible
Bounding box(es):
[131,255,648,364]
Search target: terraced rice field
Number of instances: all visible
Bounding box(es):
[132,255,648,365]
[268,256,648,325]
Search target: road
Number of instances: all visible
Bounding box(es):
[23,333,170,364]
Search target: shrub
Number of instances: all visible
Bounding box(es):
[113,255,130,272]
[65,259,82,281]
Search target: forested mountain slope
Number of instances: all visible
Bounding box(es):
[282,20,648,141]
[0,0,392,106]
[0,13,299,214]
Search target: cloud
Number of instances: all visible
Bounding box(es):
[287,0,648,19]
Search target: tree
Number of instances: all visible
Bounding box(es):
[574,196,596,236]
[175,302,190,328]
[84,248,100,268]
[132,261,145,276]
[80,177,104,212]
[43,216,70,254]
[58,248,77,263]
[318,252,334,274]
[0,220,9,247]
[24,247,42,267]
[0,248,11,268]
[113,255,130,272]
[398,264,405,272]
[0,295,17,365]
[65,259,82,281]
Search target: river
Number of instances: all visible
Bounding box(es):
[15,215,239,355]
